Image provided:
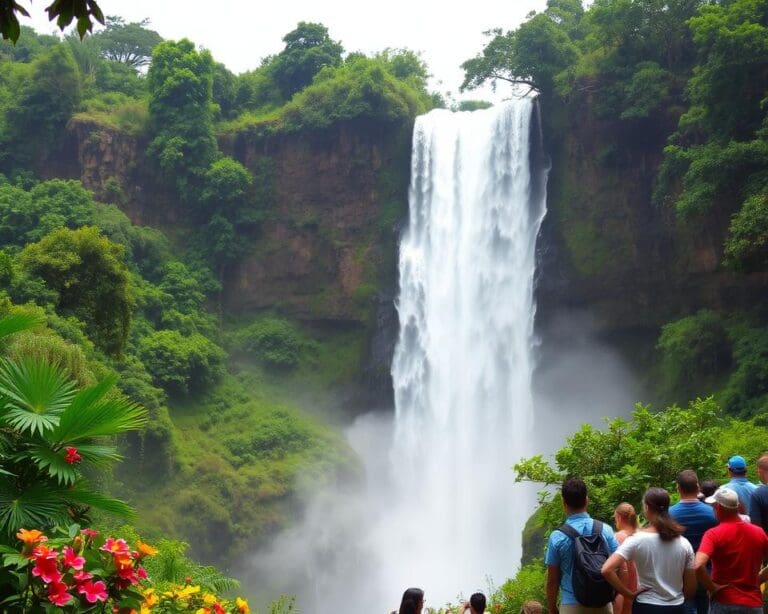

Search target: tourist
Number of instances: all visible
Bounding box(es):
[455,592,486,613]
[698,480,719,501]
[669,470,717,614]
[545,477,619,614]
[601,488,696,614]
[694,487,768,614]
[394,588,425,614]
[613,503,639,614]
[749,454,768,533]
[724,455,757,514]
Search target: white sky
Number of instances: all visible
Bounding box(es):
[22,0,548,102]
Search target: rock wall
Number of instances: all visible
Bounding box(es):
[535,96,768,341]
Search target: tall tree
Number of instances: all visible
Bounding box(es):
[270,22,344,100]
[93,15,162,68]
[146,39,216,202]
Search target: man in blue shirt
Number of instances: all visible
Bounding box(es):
[669,469,717,614]
[725,455,757,514]
[545,478,619,614]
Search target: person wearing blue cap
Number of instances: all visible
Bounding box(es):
[725,455,757,514]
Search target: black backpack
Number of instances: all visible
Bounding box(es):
[556,520,616,607]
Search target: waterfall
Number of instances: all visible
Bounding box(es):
[383,97,549,604]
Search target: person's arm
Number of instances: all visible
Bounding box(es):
[694,551,726,596]
[546,565,560,614]
[602,552,633,598]
[683,567,697,600]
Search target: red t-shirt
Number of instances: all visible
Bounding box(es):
[699,517,768,607]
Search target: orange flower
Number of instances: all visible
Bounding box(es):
[136,540,158,558]
[16,528,47,545]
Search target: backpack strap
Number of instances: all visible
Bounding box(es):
[591,519,603,537]
[556,523,580,540]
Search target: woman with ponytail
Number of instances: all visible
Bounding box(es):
[394,587,424,614]
[602,488,696,614]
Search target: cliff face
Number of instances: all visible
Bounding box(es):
[56,119,411,330]
[536,97,768,340]
[219,123,410,324]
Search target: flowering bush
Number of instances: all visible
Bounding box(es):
[142,583,252,613]
[1,525,154,611]
[0,525,256,613]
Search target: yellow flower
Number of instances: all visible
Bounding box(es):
[236,597,251,613]
[143,589,159,607]
[204,594,218,606]
[137,540,159,558]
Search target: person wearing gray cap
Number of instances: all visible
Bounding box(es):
[724,455,757,514]
[694,488,768,614]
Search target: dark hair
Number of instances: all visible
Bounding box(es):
[399,588,424,614]
[562,478,587,510]
[614,502,638,529]
[676,469,699,495]
[643,487,684,541]
[470,592,486,613]
[699,479,719,498]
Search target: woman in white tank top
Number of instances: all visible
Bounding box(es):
[601,488,696,614]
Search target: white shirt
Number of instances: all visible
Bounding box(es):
[615,531,694,606]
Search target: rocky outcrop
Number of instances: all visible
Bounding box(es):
[535,97,768,339]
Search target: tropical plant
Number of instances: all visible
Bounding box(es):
[0,314,147,540]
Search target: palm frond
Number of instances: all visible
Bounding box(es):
[16,446,79,485]
[0,313,45,342]
[64,482,135,519]
[0,481,69,535]
[52,376,147,442]
[0,358,76,436]
[69,443,123,466]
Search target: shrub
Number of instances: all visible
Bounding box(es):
[238,317,304,370]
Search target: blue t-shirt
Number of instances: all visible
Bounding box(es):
[544,512,619,605]
[727,477,757,514]
[668,499,717,551]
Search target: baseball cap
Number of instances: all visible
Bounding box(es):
[705,487,739,509]
[727,455,747,472]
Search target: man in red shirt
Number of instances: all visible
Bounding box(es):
[694,488,768,614]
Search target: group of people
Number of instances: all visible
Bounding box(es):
[391,455,768,614]
[547,455,768,614]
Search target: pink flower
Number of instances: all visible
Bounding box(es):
[77,580,108,604]
[137,566,148,580]
[100,537,130,555]
[64,446,81,464]
[73,570,92,583]
[81,528,99,537]
[62,546,85,570]
[116,564,138,585]
[47,581,73,606]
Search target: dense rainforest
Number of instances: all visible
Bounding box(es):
[0,0,766,611]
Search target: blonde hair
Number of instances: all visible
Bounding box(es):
[520,601,544,614]
[614,502,639,529]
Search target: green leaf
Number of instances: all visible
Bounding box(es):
[0,313,44,341]
[76,15,88,39]
[0,358,76,436]
[0,481,69,535]
[20,446,79,485]
[64,482,135,519]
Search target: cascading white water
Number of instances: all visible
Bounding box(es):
[382,97,549,605]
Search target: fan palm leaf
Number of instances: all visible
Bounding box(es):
[0,481,69,535]
[51,375,147,443]
[63,482,135,519]
[0,313,44,342]
[0,358,76,437]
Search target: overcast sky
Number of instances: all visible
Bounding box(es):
[23,0,548,101]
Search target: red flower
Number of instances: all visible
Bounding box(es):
[78,580,108,604]
[81,528,99,537]
[62,546,85,570]
[31,546,61,584]
[47,581,73,606]
[214,604,226,614]
[137,565,148,580]
[116,564,139,585]
[64,446,81,464]
[73,570,92,583]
